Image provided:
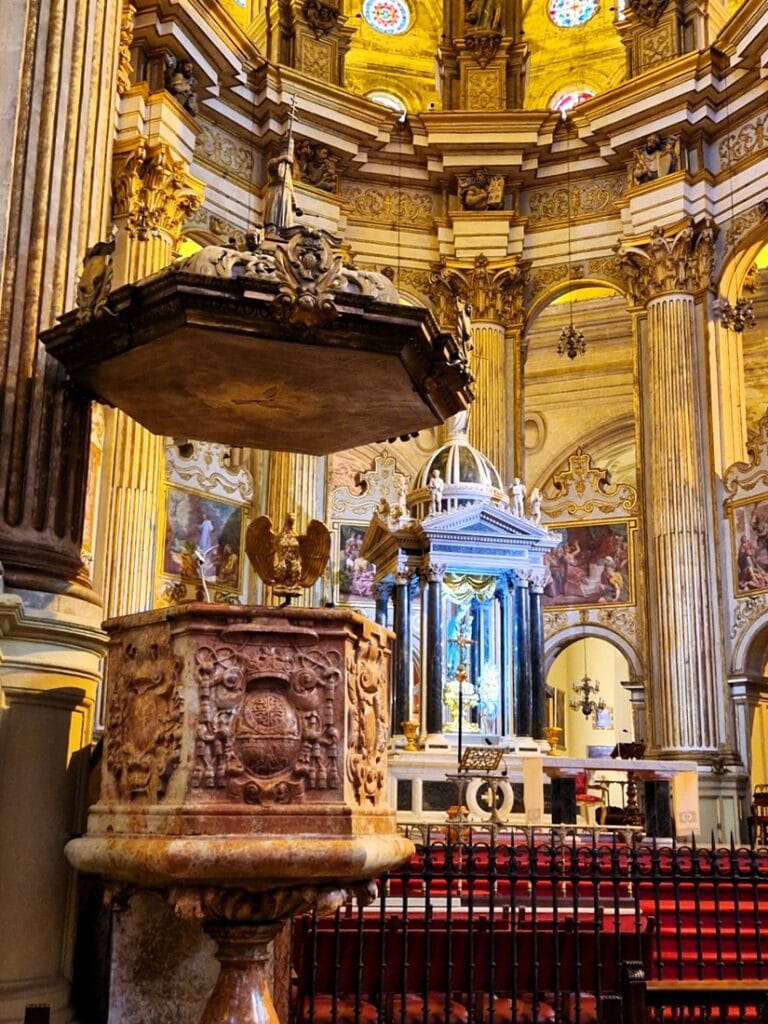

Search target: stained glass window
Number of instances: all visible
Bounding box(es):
[552,88,595,113]
[547,0,598,27]
[362,0,411,34]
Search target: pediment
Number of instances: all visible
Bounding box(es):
[419,502,559,548]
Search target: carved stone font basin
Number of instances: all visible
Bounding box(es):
[66,604,413,1023]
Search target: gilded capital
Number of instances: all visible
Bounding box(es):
[113,139,205,246]
[616,218,715,306]
[429,253,529,328]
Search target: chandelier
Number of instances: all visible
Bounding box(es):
[557,323,586,359]
[716,295,756,333]
[569,673,607,719]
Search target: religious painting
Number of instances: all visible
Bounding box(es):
[160,486,244,594]
[542,520,634,610]
[594,706,613,730]
[335,522,375,603]
[730,494,768,596]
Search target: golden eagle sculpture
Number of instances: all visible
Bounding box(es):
[246,511,331,604]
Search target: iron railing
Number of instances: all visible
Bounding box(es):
[291,828,768,1024]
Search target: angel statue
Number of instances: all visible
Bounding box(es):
[246,511,331,604]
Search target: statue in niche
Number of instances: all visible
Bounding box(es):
[630,132,679,185]
[464,0,501,32]
[165,56,199,116]
[263,139,303,236]
[295,140,338,193]
[457,168,505,211]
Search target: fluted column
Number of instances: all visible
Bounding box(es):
[619,220,727,758]
[708,314,748,475]
[0,0,120,1019]
[430,254,527,475]
[264,452,324,606]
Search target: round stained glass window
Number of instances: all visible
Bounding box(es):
[548,0,598,27]
[362,0,411,34]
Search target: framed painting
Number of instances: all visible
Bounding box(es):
[335,522,375,604]
[594,706,613,730]
[730,494,768,596]
[159,485,245,595]
[542,520,635,610]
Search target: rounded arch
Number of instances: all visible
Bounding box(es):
[544,621,643,681]
[531,413,636,493]
[525,278,627,331]
[718,205,768,299]
[731,608,768,678]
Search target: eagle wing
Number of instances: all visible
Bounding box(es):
[245,515,277,584]
[297,519,331,586]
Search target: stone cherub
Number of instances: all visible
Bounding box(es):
[246,511,330,603]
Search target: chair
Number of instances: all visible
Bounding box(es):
[752,784,768,845]
[574,771,608,826]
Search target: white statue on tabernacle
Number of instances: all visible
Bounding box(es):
[511,477,526,518]
[428,468,444,516]
[529,486,542,526]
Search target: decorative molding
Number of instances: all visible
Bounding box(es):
[616,219,715,305]
[113,139,205,244]
[719,113,768,167]
[639,22,674,67]
[544,447,638,518]
[299,36,332,80]
[197,123,255,184]
[182,206,241,243]
[165,441,254,503]
[330,454,408,519]
[730,592,768,640]
[340,186,434,228]
[722,200,768,262]
[116,3,136,95]
[526,177,625,224]
[273,228,344,327]
[464,30,502,68]
[465,66,504,110]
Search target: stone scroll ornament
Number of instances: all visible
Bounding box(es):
[75,235,116,323]
[191,642,347,805]
[105,629,184,803]
[345,631,389,805]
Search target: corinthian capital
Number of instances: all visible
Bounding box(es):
[429,252,529,328]
[113,139,205,245]
[616,218,716,305]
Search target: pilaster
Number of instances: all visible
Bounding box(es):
[618,220,729,760]
[617,0,729,78]
[264,453,324,607]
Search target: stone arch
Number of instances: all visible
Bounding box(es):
[717,202,768,299]
[731,606,768,679]
[544,621,643,681]
[525,277,627,331]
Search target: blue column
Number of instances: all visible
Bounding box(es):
[529,574,546,740]
[513,571,532,737]
[392,571,411,735]
[426,564,445,738]
[498,581,511,738]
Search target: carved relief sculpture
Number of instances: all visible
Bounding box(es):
[302,0,341,36]
[627,0,669,26]
[457,168,505,211]
[76,236,115,323]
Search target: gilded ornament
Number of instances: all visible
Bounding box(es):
[246,511,331,600]
[616,218,716,304]
[116,3,136,95]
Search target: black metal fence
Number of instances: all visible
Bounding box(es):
[290,828,768,1024]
